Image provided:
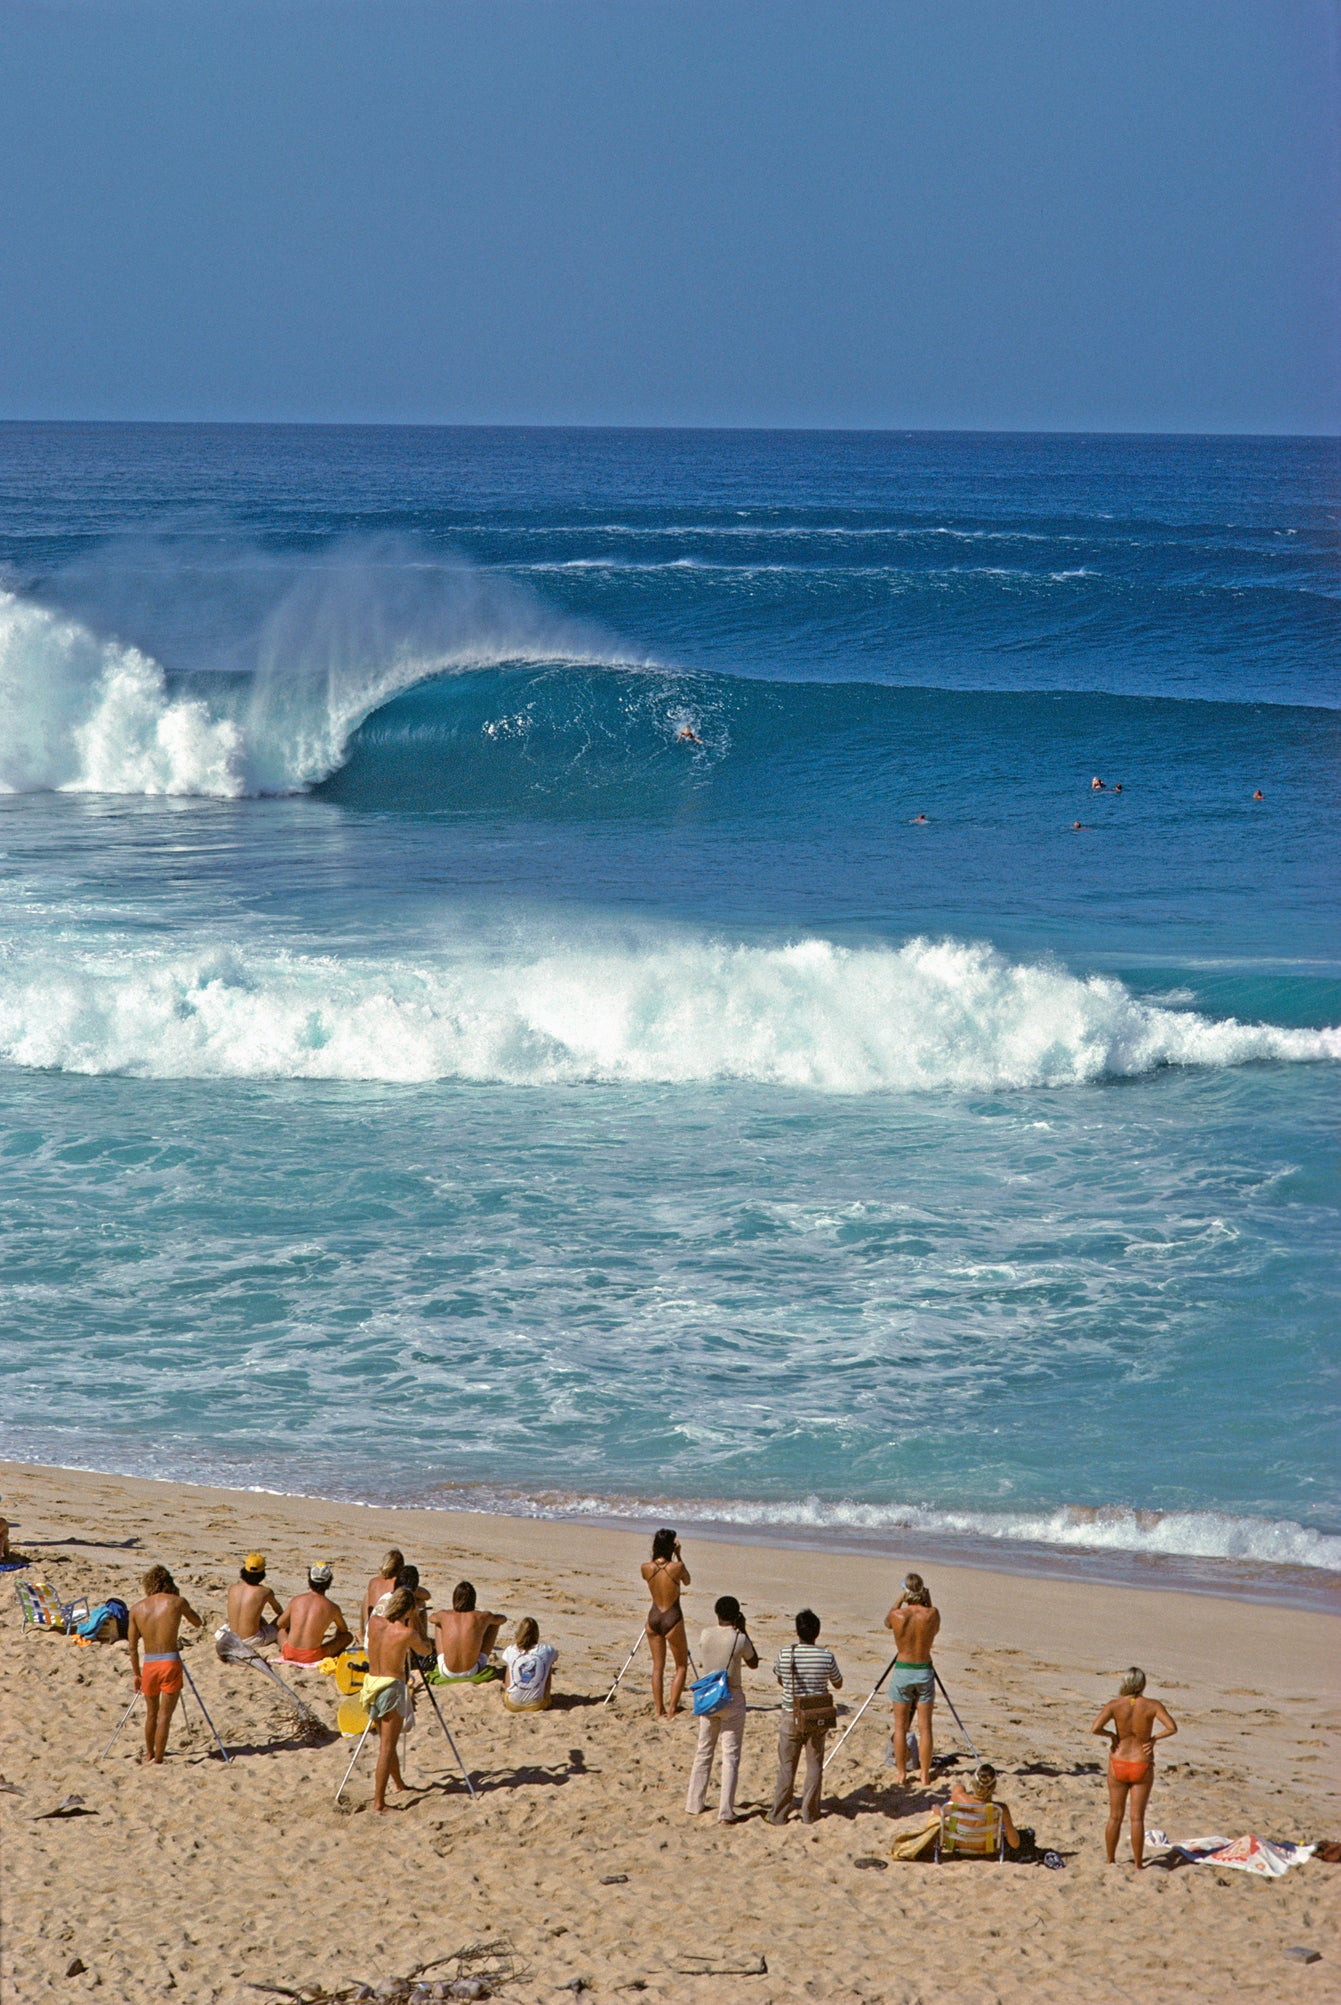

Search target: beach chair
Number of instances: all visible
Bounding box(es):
[934,1799,1007,1862]
[16,1579,81,1634]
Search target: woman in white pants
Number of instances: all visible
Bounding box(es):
[685,1594,758,1824]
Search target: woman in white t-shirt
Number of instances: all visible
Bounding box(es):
[685,1594,759,1824]
[500,1617,558,1712]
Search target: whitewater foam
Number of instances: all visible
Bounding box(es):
[449,1489,1341,1574]
[0,591,246,796]
[0,932,1334,1088]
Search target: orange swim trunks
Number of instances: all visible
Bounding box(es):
[139,1654,184,1698]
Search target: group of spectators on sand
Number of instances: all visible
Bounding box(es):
[118,1526,1176,1863]
[643,1530,1175,1862]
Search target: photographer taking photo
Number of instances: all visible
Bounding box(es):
[685,1593,758,1825]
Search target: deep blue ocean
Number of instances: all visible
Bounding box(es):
[1,424,1337,1594]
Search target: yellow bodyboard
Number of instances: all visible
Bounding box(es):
[337,1694,370,1738]
[334,1650,369,1696]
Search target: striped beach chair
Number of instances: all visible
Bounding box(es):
[934,1799,1007,1862]
[16,1578,80,1634]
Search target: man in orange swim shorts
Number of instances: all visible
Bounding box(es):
[127,1565,204,1763]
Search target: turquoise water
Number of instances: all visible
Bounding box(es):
[0,425,1337,1585]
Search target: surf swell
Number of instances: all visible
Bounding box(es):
[0,932,1335,1088]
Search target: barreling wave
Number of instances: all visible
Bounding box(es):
[5,528,1337,807]
[0,549,651,799]
[0,931,1335,1088]
[439,1487,1341,1575]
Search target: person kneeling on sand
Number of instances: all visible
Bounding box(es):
[363,1586,422,1813]
[277,1564,354,1665]
[770,1608,842,1826]
[433,1580,507,1682]
[687,1595,758,1825]
[1092,1666,1177,1869]
[885,1571,940,1787]
[500,1618,559,1712]
[128,1565,204,1764]
[225,1553,282,1646]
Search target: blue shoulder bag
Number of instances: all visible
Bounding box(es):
[690,1666,731,1716]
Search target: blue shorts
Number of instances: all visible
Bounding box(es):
[891,1664,935,1706]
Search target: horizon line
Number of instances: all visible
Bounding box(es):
[1,416,1338,444]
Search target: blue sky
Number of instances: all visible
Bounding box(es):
[1,0,1337,432]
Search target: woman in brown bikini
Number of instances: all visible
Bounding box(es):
[641,1528,691,1718]
[1092,1666,1178,1868]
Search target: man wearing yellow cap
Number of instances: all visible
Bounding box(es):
[225,1554,282,1648]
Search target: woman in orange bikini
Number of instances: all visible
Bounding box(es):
[641,1528,691,1718]
[1092,1666,1177,1868]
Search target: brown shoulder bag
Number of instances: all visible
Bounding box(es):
[789,1644,837,1734]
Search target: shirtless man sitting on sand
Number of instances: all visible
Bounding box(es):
[225,1554,282,1646]
[361,1549,404,1640]
[128,1565,204,1763]
[433,1581,507,1682]
[363,1586,424,1813]
[884,1571,941,1787]
[277,1564,354,1665]
[1092,1666,1177,1868]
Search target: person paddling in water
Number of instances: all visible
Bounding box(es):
[1092,1666,1177,1868]
[642,1528,691,1718]
[675,725,702,746]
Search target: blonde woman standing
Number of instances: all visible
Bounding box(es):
[1092,1667,1178,1868]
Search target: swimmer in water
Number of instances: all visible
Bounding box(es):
[1253,789,1264,801]
[911,813,928,824]
[1091,776,1104,791]
[1072,821,1084,830]
[1112,783,1122,794]
[676,726,702,746]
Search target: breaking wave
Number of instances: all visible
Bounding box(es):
[462,1489,1341,1574]
[0,549,646,798]
[0,932,1335,1088]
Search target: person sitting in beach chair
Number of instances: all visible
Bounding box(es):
[500,1617,559,1712]
[277,1564,354,1665]
[935,1763,1019,1861]
[433,1580,506,1682]
[128,1565,204,1764]
[225,1554,282,1647]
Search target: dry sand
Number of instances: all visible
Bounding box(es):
[1,1460,1337,2004]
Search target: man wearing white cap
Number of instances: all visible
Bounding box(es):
[277,1563,354,1665]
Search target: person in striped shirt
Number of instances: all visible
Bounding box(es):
[769,1609,843,1825]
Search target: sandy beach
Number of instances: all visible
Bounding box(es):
[1,1459,1337,2005]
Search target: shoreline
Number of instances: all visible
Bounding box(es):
[3,1451,1338,1615]
[2,1458,1338,2003]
